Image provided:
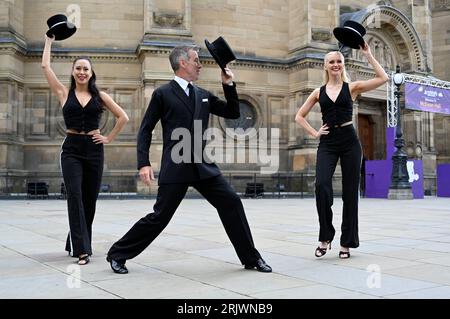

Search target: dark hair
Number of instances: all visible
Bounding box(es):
[70,56,105,112]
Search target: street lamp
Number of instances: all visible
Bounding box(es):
[388,65,413,200]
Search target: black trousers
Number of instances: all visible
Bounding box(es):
[108,174,261,265]
[61,134,104,256]
[315,125,362,248]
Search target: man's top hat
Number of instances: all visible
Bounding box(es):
[333,20,366,49]
[204,36,236,73]
[46,14,77,41]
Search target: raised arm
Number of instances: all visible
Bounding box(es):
[295,88,329,138]
[209,67,240,119]
[350,42,389,100]
[41,35,68,106]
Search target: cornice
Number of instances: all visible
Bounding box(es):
[25,47,138,63]
[0,31,27,56]
[0,35,138,62]
[0,71,24,83]
[0,39,426,81]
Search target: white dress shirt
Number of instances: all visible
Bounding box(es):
[174,76,193,97]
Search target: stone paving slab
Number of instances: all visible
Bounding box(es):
[0,197,450,299]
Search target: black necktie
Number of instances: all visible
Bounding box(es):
[187,83,195,112]
[188,83,194,100]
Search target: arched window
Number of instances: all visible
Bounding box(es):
[223,100,258,132]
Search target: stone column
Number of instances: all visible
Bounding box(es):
[431,0,450,81]
[143,0,192,40]
[409,0,433,72]
[288,0,309,55]
[422,112,437,195]
[288,0,337,56]
[138,0,195,193]
[287,0,337,181]
[0,0,26,193]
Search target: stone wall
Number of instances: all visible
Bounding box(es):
[0,0,448,195]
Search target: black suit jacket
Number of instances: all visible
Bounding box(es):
[137,80,240,184]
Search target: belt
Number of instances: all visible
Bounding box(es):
[66,129,100,136]
[331,121,352,128]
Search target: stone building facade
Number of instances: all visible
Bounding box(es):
[0,0,449,195]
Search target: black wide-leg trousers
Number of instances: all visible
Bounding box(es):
[61,134,104,257]
[108,174,261,265]
[315,125,362,248]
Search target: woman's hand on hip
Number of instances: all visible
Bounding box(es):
[315,124,329,139]
[92,133,110,144]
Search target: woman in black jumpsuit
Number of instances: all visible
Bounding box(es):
[295,43,388,258]
[42,34,129,265]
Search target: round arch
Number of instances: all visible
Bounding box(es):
[348,5,427,73]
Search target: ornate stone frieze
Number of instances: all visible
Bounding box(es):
[153,12,184,28]
[431,0,450,11]
[311,28,332,42]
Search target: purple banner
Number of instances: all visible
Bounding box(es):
[365,159,423,199]
[405,82,450,115]
[364,128,423,199]
[437,164,450,197]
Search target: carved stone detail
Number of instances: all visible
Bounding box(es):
[311,28,332,41]
[153,12,184,28]
[432,0,450,11]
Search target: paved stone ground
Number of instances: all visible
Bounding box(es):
[1,197,450,299]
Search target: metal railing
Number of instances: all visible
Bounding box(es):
[0,171,319,199]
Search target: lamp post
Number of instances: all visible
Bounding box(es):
[388,65,413,200]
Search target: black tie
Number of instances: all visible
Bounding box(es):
[187,83,195,112]
[188,83,194,100]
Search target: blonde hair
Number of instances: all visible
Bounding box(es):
[323,51,350,84]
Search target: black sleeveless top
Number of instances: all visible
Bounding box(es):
[63,89,103,132]
[319,82,353,127]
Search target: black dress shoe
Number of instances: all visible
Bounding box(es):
[106,256,128,274]
[244,258,272,273]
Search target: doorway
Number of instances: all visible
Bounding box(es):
[358,114,374,197]
[358,114,374,160]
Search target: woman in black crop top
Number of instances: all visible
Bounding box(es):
[295,43,388,259]
[42,34,129,265]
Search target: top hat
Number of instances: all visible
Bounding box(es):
[46,14,77,41]
[204,36,236,72]
[333,20,366,49]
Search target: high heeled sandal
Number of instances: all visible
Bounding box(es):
[339,251,350,259]
[314,241,331,257]
[78,254,90,265]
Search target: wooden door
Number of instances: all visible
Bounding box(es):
[358,114,374,160]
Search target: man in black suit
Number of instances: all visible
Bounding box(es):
[106,45,271,274]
